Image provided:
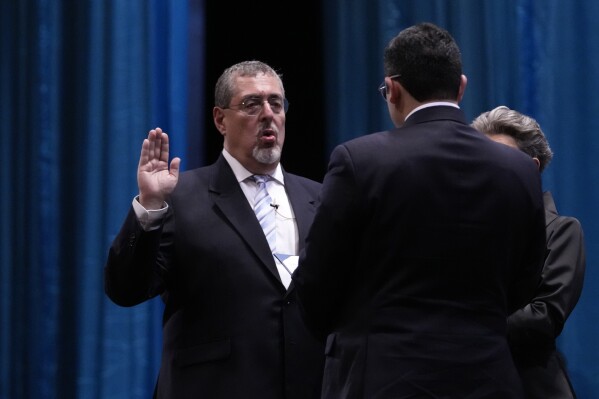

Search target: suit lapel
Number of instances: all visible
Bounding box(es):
[209,156,282,284]
[543,191,558,227]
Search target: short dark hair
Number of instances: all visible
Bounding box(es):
[471,106,553,172]
[214,60,285,108]
[384,22,462,102]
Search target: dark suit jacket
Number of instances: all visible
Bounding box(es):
[293,106,546,399]
[105,154,324,399]
[508,191,586,398]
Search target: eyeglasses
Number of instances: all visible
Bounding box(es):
[378,74,401,100]
[223,95,289,116]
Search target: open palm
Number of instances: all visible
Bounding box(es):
[137,127,181,209]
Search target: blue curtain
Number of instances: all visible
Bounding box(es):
[0,1,201,398]
[323,0,599,397]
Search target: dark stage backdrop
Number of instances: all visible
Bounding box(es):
[200,0,327,182]
[1,1,597,398]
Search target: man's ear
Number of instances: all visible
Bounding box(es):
[387,78,401,105]
[213,107,226,136]
[532,157,541,170]
[457,74,467,102]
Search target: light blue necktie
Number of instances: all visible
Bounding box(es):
[253,175,276,253]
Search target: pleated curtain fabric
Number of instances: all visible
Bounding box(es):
[253,175,276,253]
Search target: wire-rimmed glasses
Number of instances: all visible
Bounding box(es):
[223,95,289,116]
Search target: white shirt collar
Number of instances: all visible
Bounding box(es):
[405,101,460,121]
[221,148,285,185]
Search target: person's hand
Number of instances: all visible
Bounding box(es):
[137,127,181,209]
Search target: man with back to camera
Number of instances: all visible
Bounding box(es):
[293,22,546,398]
[104,60,324,399]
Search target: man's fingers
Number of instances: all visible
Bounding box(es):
[139,138,151,167]
[148,129,157,158]
[160,132,171,163]
[170,157,181,179]
[141,128,171,164]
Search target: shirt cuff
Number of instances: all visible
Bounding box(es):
[132,196,168,231]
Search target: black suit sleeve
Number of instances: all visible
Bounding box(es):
[507,215,586,347]
[104,207,169,307]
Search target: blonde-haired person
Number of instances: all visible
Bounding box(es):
[472,105,586,399]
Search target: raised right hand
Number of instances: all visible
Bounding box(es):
[137,127,181,210]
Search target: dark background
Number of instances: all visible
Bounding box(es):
[199,0,327,182]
